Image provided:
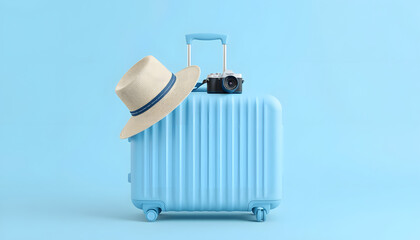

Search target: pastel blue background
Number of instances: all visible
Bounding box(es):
[1,0,419,239]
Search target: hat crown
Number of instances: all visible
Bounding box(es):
[115,56,172,111]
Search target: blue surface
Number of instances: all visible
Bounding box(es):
[129,93,282,216]
[0,0,420,239]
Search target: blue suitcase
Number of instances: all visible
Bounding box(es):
[127,34,283,222]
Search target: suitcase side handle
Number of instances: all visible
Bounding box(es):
[186,33,227,73]
[185,33,227,44]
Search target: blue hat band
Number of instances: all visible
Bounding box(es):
[130,73,176,117]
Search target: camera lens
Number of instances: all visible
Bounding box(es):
[222,76,239,93]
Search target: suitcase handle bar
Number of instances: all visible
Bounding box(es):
[186,33,227,73]
[185,33,227,44]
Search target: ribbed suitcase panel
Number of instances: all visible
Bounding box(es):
[130,93,282,211]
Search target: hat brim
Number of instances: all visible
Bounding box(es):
[120,65,200,139]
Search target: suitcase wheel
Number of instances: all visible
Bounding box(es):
[145,209,159,222]
[253,207,267,222]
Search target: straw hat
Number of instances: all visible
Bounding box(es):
[116,55,200,139]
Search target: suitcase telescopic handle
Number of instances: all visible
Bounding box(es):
[186,33,228,73]
[186,33,227,44]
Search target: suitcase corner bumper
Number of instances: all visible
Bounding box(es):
[248,200,281,213]
[132,199,167,212]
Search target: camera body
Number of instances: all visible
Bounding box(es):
[206,70,243,94]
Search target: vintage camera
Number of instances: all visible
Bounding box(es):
[206,71,243,94]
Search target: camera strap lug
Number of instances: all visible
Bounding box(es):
[192,79,208,92]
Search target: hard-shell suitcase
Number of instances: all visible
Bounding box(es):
[127,34,283,222]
